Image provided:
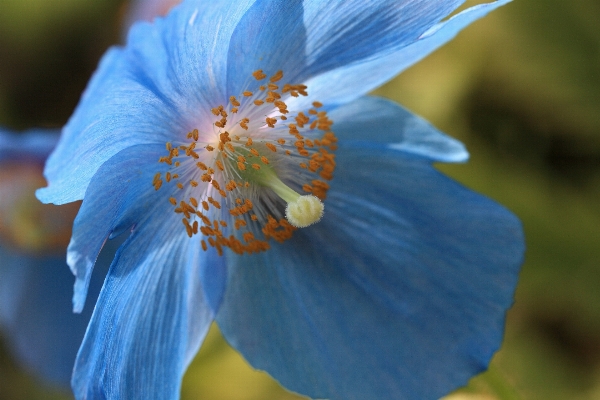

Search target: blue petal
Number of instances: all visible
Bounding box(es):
[38,0,258,205]
[69,144,216,398]
[298,0,511,107]
[227,0,463,96]
[66,143,197,313]
[329,96,468,162]
[301,0,463,75]
[226,0,307,94]
[37,47,155,205]
[216,109,523,399]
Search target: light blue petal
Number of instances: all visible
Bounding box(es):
[298,0,511,107]
[72,229,213,399]
[66,143,181,313]
[226,0,307,95]
[216,124,523,399]
[199,249,228,314]
[330,96,468,162]
[38,0,258,205]
[37,47,160,205]
[69,144,215,398]
[301,0,463,75]
[226,0,463,96]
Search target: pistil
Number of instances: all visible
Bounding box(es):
[155,69,337,255]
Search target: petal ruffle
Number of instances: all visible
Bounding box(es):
[301,0,511,106]
[328,96,468,162]
[65,144,169,313]
[38,0,258,205]
[36,47,174,205]
[69,144,216,398]
[216,101,523,399]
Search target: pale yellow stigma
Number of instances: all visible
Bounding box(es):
[285,195,324,228]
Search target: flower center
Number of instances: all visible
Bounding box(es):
[154,70,337,255]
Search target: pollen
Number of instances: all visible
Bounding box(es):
[156,68,337,256]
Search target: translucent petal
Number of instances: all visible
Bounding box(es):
[69,144,215,398]
[227,0,464,98]
[72,227,213,399]
[330,96,468,162]
[38,0,258,205]
[293,0,510,108]
[65,144,173,312]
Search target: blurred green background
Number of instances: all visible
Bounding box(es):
[1,0,599,399]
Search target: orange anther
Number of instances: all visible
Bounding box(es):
[230,96,240,106]
[252,69,267,80]
[270,70,283,82]
[265,143,277,152]
[266,117,277,127]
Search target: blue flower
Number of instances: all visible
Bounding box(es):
[0,129,113,387]
[37,1,523,399]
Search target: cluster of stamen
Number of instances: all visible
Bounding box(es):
[154,70,337,255]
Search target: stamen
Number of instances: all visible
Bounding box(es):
[156,68,337,255]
